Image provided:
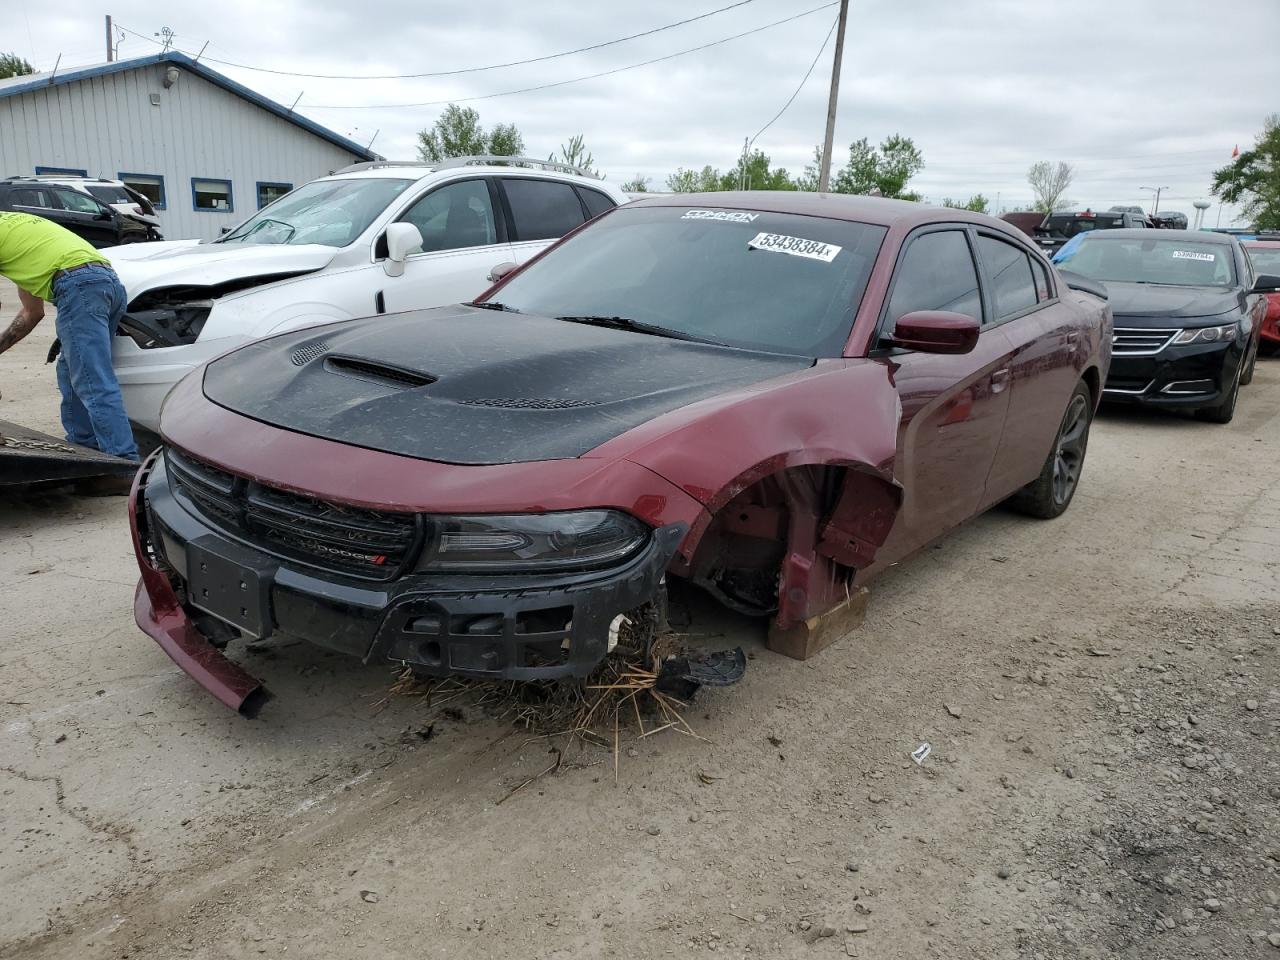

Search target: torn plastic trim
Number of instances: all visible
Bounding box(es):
[119,273,312,348]
[128,450,270,717]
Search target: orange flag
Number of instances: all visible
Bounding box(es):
[1232,144,1240,158]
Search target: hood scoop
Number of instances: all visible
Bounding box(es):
[323,355,436,389]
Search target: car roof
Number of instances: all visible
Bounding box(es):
[624,190,1024,231]
[1073,228,1236,244]
[320,163,619,193]
[1243,238,1280,247]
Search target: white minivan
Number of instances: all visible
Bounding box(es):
[107,157,628,431]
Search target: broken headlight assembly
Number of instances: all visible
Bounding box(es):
[416,510,650,573]
[1172,321,1238,345]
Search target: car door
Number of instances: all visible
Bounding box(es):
[379,177,512,313]
[498,176,590,264]
[49,186,119,247]
[871,226,1018,559]
[974,232,1080,502]
[7,186,88,240]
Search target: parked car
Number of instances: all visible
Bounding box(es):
[1242,236,1280,352]
[105,157,629,432]
[0,178,156,247]
[14,174,165,231]
[1054,229,1274,422]
[127,193,1111,714]
[1036,210,1151,256]
[1000,211,1046,237]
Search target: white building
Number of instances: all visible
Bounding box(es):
[0,51,377,240]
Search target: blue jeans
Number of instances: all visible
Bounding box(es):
[52,265,139,461]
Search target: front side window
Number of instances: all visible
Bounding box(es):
[51,187,104,215]
[502,178,587,241]
[192,178,233,212]
[977,235,1038,320]
[885,230,982,334]
[219,177,413,247]
[491,205,886,357]
[120,174,166,209]
[1056,236,1236,287]
[257,182,293,209]
[399,179,497,253]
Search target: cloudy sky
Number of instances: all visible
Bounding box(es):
[15,0,1280,222]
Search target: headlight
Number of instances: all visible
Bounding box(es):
[417,510,650,573]
[1173,323,1238,345]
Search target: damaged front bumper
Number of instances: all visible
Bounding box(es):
[130,452,686,712]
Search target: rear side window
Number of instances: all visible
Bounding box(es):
[9,187,57,209]
[578,187,615,220]
[1031,256,1053,301]
[502,178,586,241]
[977,235,1039,319]
[885,230,982,334]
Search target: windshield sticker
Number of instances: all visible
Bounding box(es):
[1171,250,1216,262]
[681,209,759,223]
[747,231,842,263]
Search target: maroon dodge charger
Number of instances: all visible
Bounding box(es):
[128,193,1111,715]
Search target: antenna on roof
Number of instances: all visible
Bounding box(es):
[155,27,175,53]
[47,54,61,84]
[193,41,209,63]
[288,91,303,113]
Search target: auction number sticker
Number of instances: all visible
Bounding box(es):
[1171,250,1215,262]
[747,231,842,263]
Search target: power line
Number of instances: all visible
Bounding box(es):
[115,0,763,80]
[749,13,838,147]
[304,2,840,110]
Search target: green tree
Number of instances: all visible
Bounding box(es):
[0,52,34,79]
[552,134,595,174]
[1212,115,1280,230]
[416,105,523,162]
[795,146,824,191]
[831,135,924,200]
[942,194,990,213]
[718,149,796,191]
[666,166,722,192]
[621,174,650,193]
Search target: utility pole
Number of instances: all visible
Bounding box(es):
[105,14,114,62]
[817,0,850,193]
[1141,185,1169,215]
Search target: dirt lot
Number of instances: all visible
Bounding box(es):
[2,281,1278,959]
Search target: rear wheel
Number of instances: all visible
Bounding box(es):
[1008,382,1093,519]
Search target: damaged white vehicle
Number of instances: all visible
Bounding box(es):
[108,157,627,431]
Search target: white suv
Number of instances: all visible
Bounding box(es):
[106,157,628,431]
[22,175,164,231]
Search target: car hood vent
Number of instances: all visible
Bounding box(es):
[290,340,329,366]
[202,305,811,465]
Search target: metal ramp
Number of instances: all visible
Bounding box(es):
[0,420,139,487]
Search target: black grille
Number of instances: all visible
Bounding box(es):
[1112,327,1178,356]
[165,449,420,580]
[457,397,598,409]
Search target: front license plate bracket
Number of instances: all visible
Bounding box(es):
[187,536,277,639]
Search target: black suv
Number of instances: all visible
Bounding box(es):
[0,178,157,247]
[1035,209,1152,256]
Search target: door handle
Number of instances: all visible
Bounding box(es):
[990,368,1011,393]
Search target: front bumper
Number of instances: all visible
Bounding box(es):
[111,335,249,432]
[1102,337,1245,408]
[130,452,686,711]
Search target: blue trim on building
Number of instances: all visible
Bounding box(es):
[118,171,167,210]
[34,165,88,176]
[191,177,234,213]
[1,53,377,162]
[255,181,294,209]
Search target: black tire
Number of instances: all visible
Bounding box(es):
[1008,382,1093,519]
[1239,338,1258,386]
[1196,362,1241,424]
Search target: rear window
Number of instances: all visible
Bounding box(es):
[1044,214,1123,239]
[492,205,887,357]
[1057,236,1236,287]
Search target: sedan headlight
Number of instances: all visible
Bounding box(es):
[1173,323,1238,345]
[417,510,650,573]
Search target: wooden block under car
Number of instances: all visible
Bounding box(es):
[766,586,870,661]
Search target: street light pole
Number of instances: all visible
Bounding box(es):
[1140,185,1169,215]
[817,0,850,193]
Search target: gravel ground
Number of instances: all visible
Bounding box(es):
[2,278,1278,959]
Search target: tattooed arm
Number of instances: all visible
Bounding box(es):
[0,288,46,355]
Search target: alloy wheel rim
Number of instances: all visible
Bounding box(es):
[1052,395,1090,505]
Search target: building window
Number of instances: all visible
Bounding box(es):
[192,178,234,212]
[35,165,88,176]
[119,173,166,210]
[256,182,293,209]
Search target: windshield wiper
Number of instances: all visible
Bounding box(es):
[466,301,519,312]
[555,315,725,346]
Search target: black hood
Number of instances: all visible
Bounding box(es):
[202,306,811,465]
[1104,281,1241,323]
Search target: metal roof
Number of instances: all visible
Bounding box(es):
[0,52,378,162]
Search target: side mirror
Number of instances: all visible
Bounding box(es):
[1251,273,1280,294]
[487,261,518,283]
[382,222,423,277]
[95,208,113,221]
[890,310,980,355]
